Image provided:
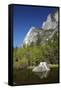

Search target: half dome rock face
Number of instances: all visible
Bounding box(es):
[23,27,42,47]
[42,11,58,30]
[23,27,35,45]
[23,10,58,47]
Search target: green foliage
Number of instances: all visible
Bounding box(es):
[13,31,59,68]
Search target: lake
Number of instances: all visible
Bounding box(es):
[13,67,59,86]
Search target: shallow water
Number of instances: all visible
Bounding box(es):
[13,67,59,85]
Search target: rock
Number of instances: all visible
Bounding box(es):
[32,62,50,72]
[42,11,58,30]
[23,10,58,47]
[23,27,42,47]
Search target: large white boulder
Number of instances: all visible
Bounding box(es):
[32,62,50,72]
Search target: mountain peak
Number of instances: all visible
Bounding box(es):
[23,10,58,47]
[42,10,58,30]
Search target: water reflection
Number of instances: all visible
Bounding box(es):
[34,70,50,79]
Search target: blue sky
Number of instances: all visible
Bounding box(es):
[13,5,57,48]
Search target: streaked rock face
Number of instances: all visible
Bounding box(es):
[23,27,38,46]
[42,11,58,30]
[23,10,58,47]
[23,27,42,46]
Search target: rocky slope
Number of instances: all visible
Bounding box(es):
[42,11,58,30]
[23,10,58,47]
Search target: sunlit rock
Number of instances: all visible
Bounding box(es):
[32,62,50,72]
[23,27,42,47]
[23,10,58,47]
[42,11,58,30]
